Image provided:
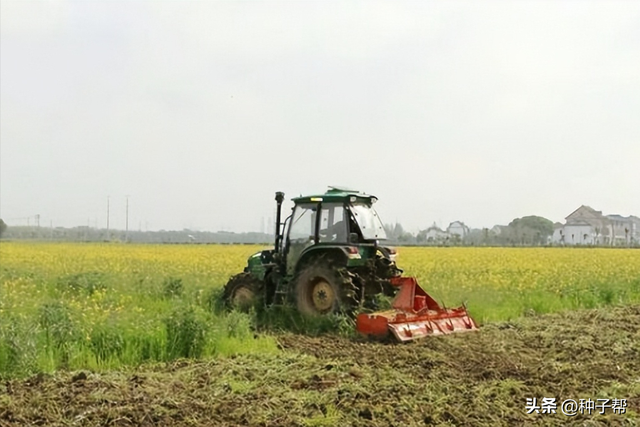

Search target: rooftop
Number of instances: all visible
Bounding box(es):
[291,186,378,205]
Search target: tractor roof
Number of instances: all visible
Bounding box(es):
[292,186,378,205]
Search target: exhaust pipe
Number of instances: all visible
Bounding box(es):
[274,192,285,252]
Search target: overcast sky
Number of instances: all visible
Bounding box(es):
[1,1,639,233]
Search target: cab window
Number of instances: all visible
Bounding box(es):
[319,203,348,243]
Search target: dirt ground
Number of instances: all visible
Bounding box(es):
[2,306,639,427]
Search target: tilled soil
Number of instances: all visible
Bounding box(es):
[1,306,639,427]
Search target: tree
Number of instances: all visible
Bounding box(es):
[0,219,6,238]
[397,231,415,244]
[508,215,554,245]
[393,223,404,239]
[384,222,404,241]
[383,222,416,244]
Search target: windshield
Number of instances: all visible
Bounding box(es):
[288,203,316,243]
[350,203,387,240]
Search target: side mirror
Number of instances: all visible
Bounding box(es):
[349,232,359,244]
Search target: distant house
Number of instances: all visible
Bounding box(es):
[552,205,639,245]
[551,222,564,243]
[631,216,640,244]
[607,214,640,245]
[424,224,449,242]
[560,205,607,245]
[446,221,470,239]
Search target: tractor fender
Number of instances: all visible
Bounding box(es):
[294,246,349,276]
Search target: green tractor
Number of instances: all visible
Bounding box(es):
[223,187,402,315]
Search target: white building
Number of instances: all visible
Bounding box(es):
[446,221,470,239]
[424,224,449,242]
[552,205,640,246]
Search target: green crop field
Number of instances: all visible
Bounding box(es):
[1,242,639,426]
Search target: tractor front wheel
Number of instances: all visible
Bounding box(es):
[294,263,355,316]
[223,273,261,311]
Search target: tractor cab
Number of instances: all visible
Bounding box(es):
[287,188,387,242]
[281,187,387,274]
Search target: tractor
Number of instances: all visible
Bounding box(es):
[223,187,478,341]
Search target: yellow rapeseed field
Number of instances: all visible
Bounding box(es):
[398,247,640,321]
[2,242,639,318]
[0,241,639,377]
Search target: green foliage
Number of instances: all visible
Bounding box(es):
[203,286,226,314]
[508,215,554,245]
[253,304,355,338]
[89,324,126,362]
[0,243,281,379]
[38,302,77,349]
[370,293,394,311]
[302,404,342,427]
[164,306,208,359]
[57,272,107,295]
[0,218,7,238]
[0,316,38,379]
[222,310,254,339]
[162,277,184,298]
[384,222,414,243]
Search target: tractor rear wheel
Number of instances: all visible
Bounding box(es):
[223,273,261,311]
[294,262,355,316]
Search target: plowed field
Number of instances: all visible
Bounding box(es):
[2,305,639,427]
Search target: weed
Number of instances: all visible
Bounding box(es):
[302,404,342,427]
[164,306,208,359]
[253,304,355,337]
[162,277,183,298]
[57,272,106,295]
[38,301,77,349]
[203,286,226,314]
[89,324,125,362]
[0,316,38,378]
[223,310,254,339]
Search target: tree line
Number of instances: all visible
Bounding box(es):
[0,215,588,247]
[0,222,272,244]
[384,215,555,246]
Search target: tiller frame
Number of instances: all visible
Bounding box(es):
[356,277,478,342]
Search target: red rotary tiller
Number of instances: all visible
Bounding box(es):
[356,276,478,342]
